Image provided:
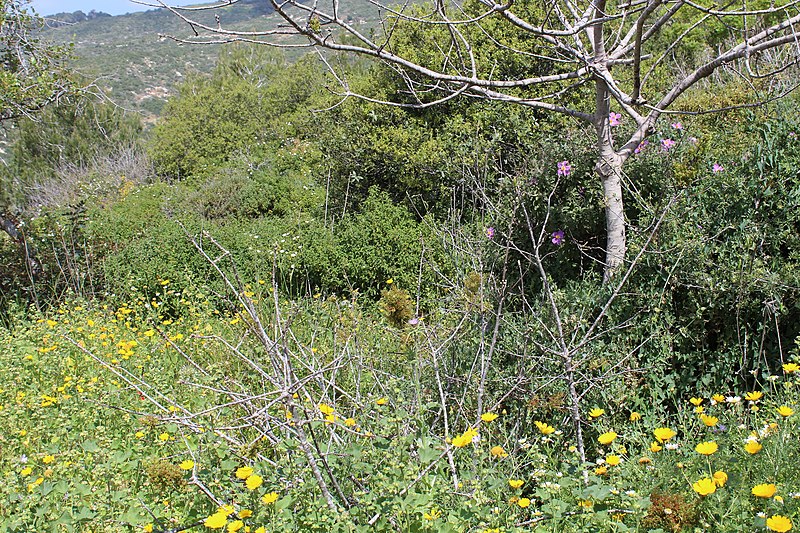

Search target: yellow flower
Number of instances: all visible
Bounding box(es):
[766,515,793,532]
[534,421,555,435]
[589,408,605,419]
[518,497,531,508]
[712,394,725,403]
[423,508,442,521]
[744,440,763,454]
[376,397,388,406]
[594,465,608,475]
[745,391,764,402]
[135,431,145,439]
[629,411,641,422]
[638,457,652,464]
[752,483,778,498]
[179,460,194,471]
[713,470,728,487]
[144,524,153,533]
[490,445,508,458]
[694,406,704,414]
[235,466,254,480]
[42,455,54,464]
[158,432,170,442]
[598,431,618,445]
[254,528,266,533]
[20,466,33,476]
[689,397,704,406]
[239,509,253,518]
[261,492,279,504]
[700,414,718,427]
[692,478,716,496]
[451,428,478,448]
[344,417,356,427]
[204,512,228,529]
[218,504,235,516]
[227,520,244,532]
[245,474,263,490]
[649,441,663,453]
[605,454,621,466]
[509,479,524,489]
[694,441,718,455]
[777,405,794,417]
[783,363,800,374]
[653,427,676,443]
[481,412,499,423]
[319,403,334,415]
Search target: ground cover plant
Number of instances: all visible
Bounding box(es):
[1,276,799,532]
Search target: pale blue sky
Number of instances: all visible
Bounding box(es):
[30,1,198,16]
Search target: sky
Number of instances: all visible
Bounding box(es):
[29,1,198,16]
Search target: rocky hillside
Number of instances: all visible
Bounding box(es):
[40,1,327,120]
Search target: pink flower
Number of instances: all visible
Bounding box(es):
[634,140,649,154]
[486,227,495,240]
[671,122,683,130]
[551,230,565,245]
[608,112,622,127]
[557,160,572,177]
[712,163,724,173]
[661,138,676,151]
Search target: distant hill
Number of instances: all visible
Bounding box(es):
[40,1,379,121]
[44,10,112,27]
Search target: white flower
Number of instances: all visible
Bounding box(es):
[726,395,741,404]
[665,442,679,450]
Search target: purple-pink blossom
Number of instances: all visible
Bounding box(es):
[551,230,565,245]
[608,112,622,127]
[661,138,676,151]
[671,122,683,130]
[712,163,724,173]
[634,140,649,154]
[486,227,495,240]
[557,160,572,177]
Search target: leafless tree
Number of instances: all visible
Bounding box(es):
[144,0,800,282]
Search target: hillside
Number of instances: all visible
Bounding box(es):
[40,1,372,120]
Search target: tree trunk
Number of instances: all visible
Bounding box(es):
[597,151,626,283]
[593,68,627,284]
